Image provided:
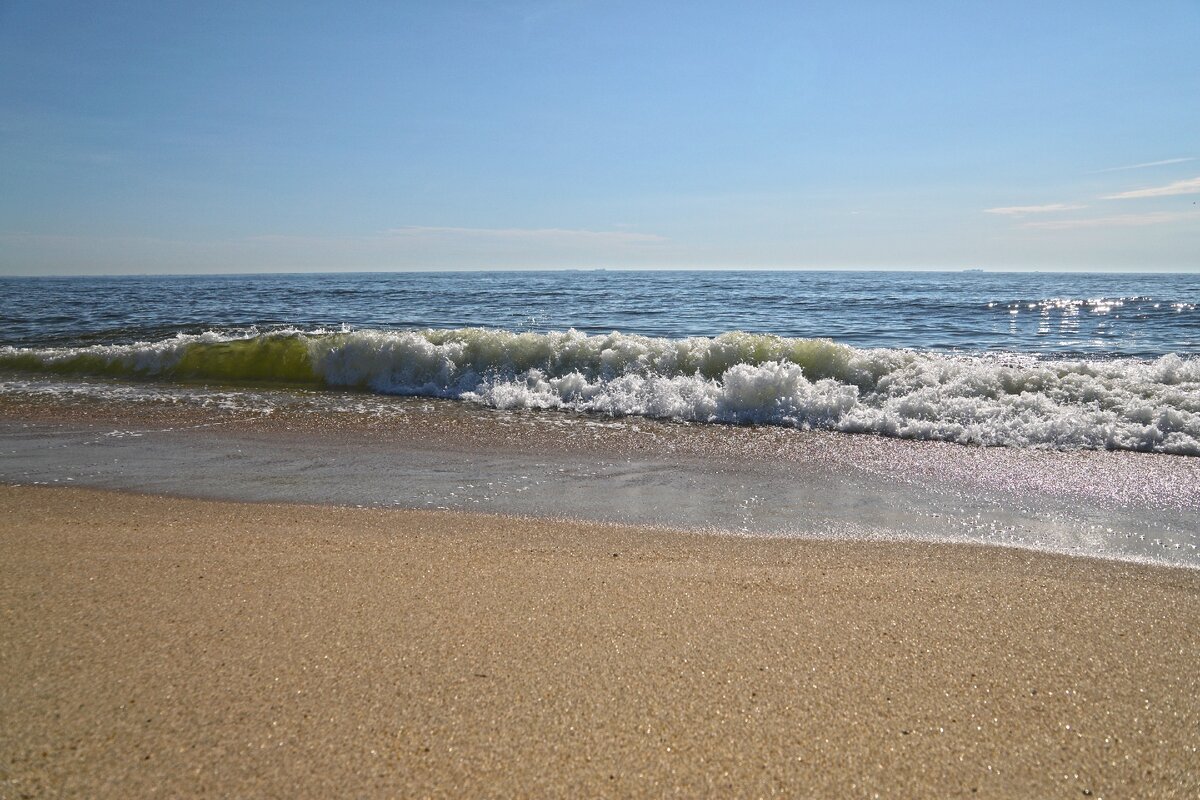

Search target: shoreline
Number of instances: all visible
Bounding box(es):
[3,392,1198,568]
[3,485,1199,797]
[8,479,1199,574]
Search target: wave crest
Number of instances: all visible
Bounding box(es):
[2,328,1197,454]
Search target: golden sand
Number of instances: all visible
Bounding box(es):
[1,485,1197,798]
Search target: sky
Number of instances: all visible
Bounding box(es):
[1,0,1198,275]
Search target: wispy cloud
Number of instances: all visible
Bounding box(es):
[1022,210,1200,230]
[1102,176,1200,200]
[1090,157,1194,173]
[0,227,668,250]
[0,224,674,274]
[984,203,1086,216]
[383,225,668,244]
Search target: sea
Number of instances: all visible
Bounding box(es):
[3,269,1199,566]
[2,270,1198,454]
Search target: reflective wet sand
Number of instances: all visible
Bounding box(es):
[2,390,1197,566]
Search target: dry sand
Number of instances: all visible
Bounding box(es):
[1,485,1198,798]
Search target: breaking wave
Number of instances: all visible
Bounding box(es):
[2,327,1198,454]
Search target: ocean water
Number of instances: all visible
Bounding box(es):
[2,270,1198,454]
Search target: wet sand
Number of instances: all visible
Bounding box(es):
[4,393,1199,566]
[2,485,1198,798]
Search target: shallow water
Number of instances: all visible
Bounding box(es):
[2,391,1196,568]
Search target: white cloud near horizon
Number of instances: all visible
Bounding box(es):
[1,225,669,250]
[0,225,673,274]
[381,225,668,244]
[1022,210,1200,230]
[1102,176,1200,200]
[984,203,1086,216]
[1090,157,1195,173]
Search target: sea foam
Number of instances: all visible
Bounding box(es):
[2,327,1197,454]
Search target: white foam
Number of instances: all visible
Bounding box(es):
[3,328,1198,454]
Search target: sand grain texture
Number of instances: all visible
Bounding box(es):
[1,485,1198,798]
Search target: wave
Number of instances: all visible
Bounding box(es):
[2,327,1198,454]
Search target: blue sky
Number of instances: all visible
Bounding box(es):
[1,0,1197,274]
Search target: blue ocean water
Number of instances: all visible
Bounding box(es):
[2,270,1197,355]
[1,270,1198,454]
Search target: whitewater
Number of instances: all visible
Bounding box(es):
[3,326,1198,455]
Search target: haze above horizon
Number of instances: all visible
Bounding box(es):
[2,1,1198,276]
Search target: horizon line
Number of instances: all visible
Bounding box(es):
[3,265,1198,279]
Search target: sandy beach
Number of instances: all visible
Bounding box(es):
[2,485,1197,798]
[6,0,1199,797]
